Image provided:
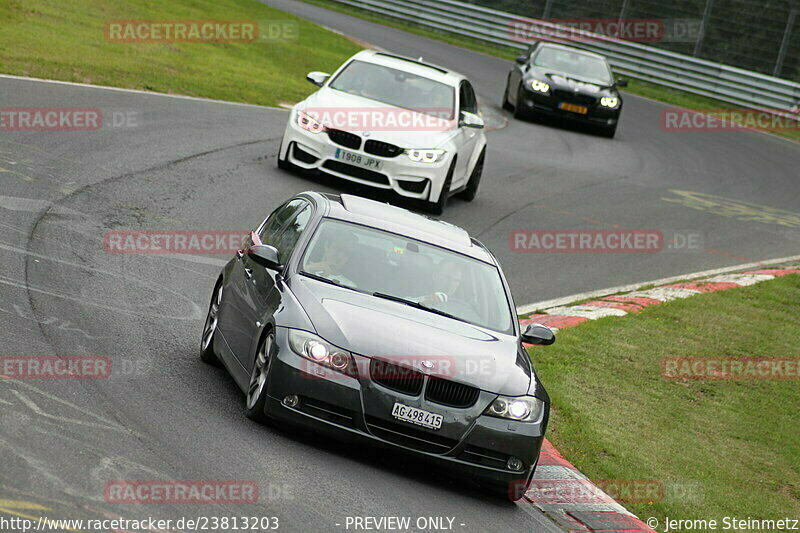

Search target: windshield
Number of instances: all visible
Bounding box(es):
[329,60,455,120]
[299,219,514,333]
[533,47,613,84]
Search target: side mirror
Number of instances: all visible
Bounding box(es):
[521,323,555,346]
[248,244,281,270]
[616,78,628,88]
[306,71,330,87]
[515,56,528,65]
[459,111,485,129]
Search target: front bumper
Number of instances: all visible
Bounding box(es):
[279,115,452,203]
[263,328,547,491]
[519,87,621,126]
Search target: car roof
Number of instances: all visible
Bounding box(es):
[349,49,465,86]
[307,192,494,263]
[534,42,608,61]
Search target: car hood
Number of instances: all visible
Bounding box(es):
[527,67,617,96]
[298,87,459,148]
[288,275,532,396]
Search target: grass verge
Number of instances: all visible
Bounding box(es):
[528,273,800,520]
[0,0,361,106]
[299,0,800,143]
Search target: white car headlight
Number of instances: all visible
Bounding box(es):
[485,395,544,422]
[296,111,325,133]
[529,80,550,93]
[288,329,352,373]
[405,149,446,163]
[600,96,619,108]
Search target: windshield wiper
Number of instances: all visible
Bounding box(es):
[299,271,344,287]
[371,292,460,321]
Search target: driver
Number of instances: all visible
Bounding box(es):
[416,260,463,307]
[304,228,357,287]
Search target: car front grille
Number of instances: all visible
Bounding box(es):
[322,160,390,186]
[369,359,424,396]
[425,376,480,408]
[553,90,597,107]
[327,129,361,150]
[364,140,403,158]
[365,415,458,454]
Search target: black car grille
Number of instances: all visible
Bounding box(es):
[364,140,402,158]
[327,129,361,149]
[553,90,598,107]
[292,143,318,164]
[369,359,424,396]
[299,397,356,428]
[425,376,480,408]
[459,445,515,470]
[322,160,390,186]
[397,179,428,194]
[365,416,458,454]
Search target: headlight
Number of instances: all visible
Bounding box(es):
[529,80,550,93]
[600,96,619,108]
[485,395,544,422]
[288,329,353,374]
[405,149,446,163]
[296,110,325,133]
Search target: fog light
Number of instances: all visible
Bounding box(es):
[283,395,299,408]
[506,457,524,471]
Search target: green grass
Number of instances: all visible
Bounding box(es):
[299,0,800,143]
[0,0,361,106]
[529,274,800,522]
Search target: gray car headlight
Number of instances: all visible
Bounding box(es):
[485,395,544,422]
[405,149,446,163]
[296,110,325,133]
[288,329,353,373]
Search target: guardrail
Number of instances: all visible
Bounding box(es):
[328,0,800,117]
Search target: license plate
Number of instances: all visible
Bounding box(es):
[334,148,383,170]
[559,102,589,114]
[391,402,443,430]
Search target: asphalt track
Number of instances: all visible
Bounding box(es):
[1,0,799,531]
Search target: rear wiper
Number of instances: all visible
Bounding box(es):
[372,292,459,321]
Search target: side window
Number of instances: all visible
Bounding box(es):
[272,203,313,262]
[459,81,478,115]
[258,199,305,243]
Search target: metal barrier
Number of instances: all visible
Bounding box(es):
[328,0,800,117]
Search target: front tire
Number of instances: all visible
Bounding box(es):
[457,148,484,202]
[277,141,292,170]
[428,160,455,215]
[513,86,530,120]
[502,79,513,111]
[200,281,222,366]
[598,123,617,138]
[245,331,275,424]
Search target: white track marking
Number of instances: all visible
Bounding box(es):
[543,305,628,319]
[517,253,800,314]
[0,74,287,111]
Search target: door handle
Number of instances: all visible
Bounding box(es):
[244,267,253,279]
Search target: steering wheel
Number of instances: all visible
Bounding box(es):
[438,297,481,323]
